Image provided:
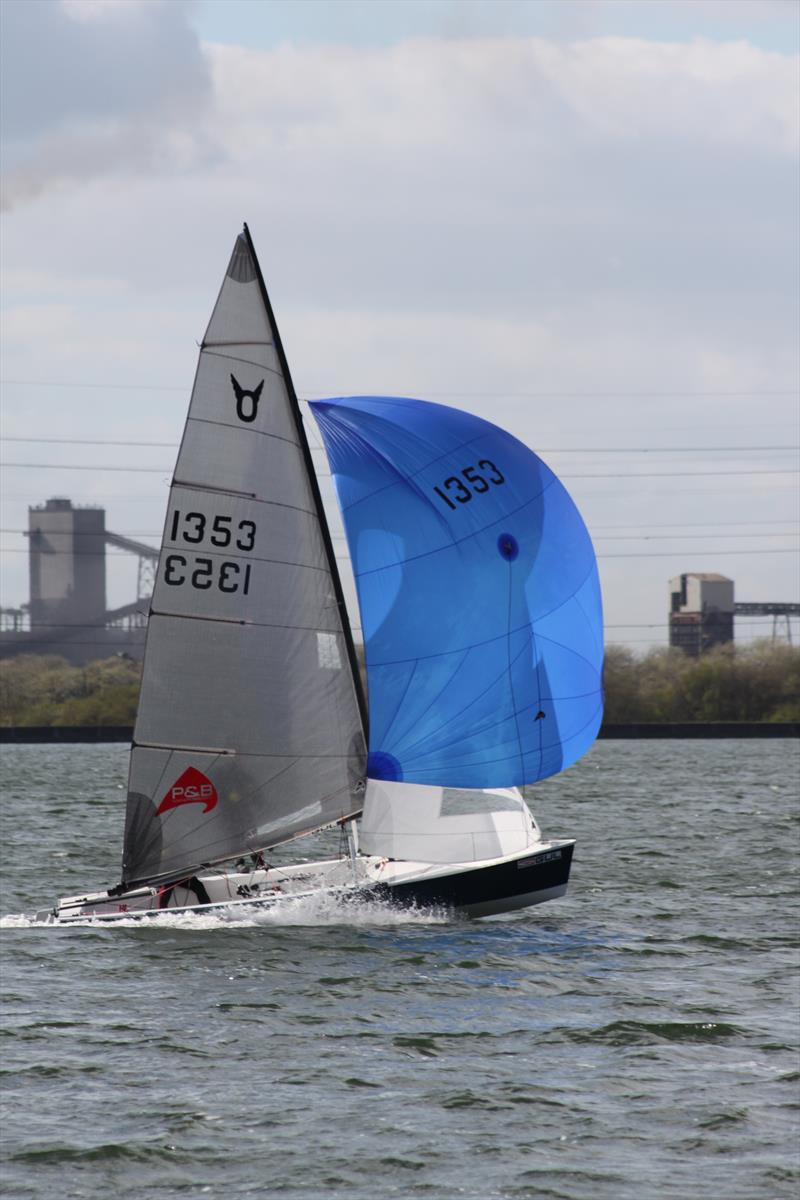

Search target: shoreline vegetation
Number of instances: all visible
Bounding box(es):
[0,642,798,730]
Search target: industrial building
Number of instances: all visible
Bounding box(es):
[0,498,156,666]
[669,573,798,656]
[669,573,735,656]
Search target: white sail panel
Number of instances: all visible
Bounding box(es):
[122,232,365,887]
[360,780,539,863]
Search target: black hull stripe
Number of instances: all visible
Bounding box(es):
[378,843,574,911]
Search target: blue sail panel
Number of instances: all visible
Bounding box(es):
[311,396,604,788]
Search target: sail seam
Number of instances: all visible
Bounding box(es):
[380,651,470,757]
[135,742,235,754]
[187,416,301,449]
[154,547,333,572]
[365,564,599,668]
[135,746,359,758]
[172,480,257,499]
[171,482,317,517]
[522,699,604,778]
[393,630,534,760]
[363,619,537,667]
[149,611,348,633]
[507,558,527,781]
[372,657,420,753]
[389,680,602,768]
[201,350,283,377]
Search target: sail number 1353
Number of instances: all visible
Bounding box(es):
[163,508,257,596]
[170,509,256,551]
[433,460,505,510]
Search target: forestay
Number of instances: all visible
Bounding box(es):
[311,396,603,790]
[122,235,366,887]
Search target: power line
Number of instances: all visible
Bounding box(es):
[1,463,173,474]
[1,434,797,454]
[0,548,157,557]
[9,520,796,536]
[591,519,800,529]
[0,630,792,648]
[2,379,185,392]
[1,436,179,448]
[2,461,797,480]
[3,484,796,503]
[540,447,798,454]
[3,379,798,398]
[0,529,161,537]
[594,532,797,542]
[605,618,800,629]
[1,617,791,631]
[6,531,796,544]
[597,549,797,558]
[3,544,797,560]
[565,469,797,479]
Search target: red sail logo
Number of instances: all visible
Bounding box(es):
[157,767,218,816]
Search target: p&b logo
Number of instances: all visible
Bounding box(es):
[157,767,219,816]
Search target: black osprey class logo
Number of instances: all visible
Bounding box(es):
[230,374,264,423]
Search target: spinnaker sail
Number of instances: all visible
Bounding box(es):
[311,395,603,790]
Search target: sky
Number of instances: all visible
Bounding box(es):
[1,0,798,650]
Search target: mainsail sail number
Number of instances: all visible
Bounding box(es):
[169,509,256,551]
[163,510,256,593]
[163,555,252,593]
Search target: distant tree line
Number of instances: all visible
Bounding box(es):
[0,641,797,727]
[0,655,141,727]
[603,642,799,723]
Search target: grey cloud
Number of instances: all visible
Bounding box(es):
[1,0,209,139]
[0,0,212,208]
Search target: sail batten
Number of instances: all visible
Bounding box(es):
[121,232,366,886]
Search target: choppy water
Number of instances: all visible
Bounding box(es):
[1,740,798,1200]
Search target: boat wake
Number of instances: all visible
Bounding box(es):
[1,892,453,930]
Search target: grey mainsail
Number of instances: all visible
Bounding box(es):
[121,230,366,887]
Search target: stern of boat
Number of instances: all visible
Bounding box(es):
[369,838,575,918]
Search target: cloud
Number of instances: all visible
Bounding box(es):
[2,18,797,631]
[0,0,212,208]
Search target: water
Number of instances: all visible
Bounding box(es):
[1,740,798,1200]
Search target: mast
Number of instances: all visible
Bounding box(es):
[242,223,368,738]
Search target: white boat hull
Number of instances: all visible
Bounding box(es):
[43,839,574,924]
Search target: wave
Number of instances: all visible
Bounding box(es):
[0,891,451,930]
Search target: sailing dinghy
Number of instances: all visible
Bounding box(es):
[44,226,603,924]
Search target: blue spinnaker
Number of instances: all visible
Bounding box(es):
[311,396,603,788]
